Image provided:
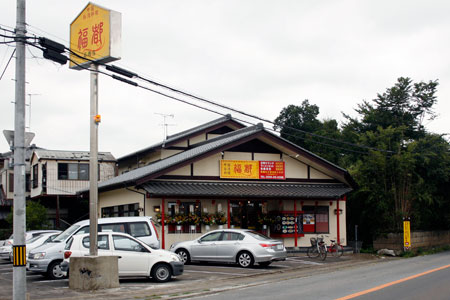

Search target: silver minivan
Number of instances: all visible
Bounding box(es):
[27,216,159,279]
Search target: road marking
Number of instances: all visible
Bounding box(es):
[33,279,68,283]
[286,258,323,265]
[336,264,450,300]
[184,270,245,276]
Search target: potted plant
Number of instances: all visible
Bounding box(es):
[214,212,227,229]
[201,213,214,231]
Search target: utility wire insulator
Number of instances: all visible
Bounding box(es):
[112,74,138,86]
[106,65,137,78]
[38,37,66,53]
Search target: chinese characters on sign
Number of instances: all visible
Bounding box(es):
[220,160,259,179]
[259,161,285,180]
[220,160,285,180]
[70,3,121,69]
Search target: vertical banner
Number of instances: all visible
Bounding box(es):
[403,219,411,250]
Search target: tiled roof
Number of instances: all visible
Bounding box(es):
[91,124,263,192]
[34,149,116,161]
[141,181,352,199]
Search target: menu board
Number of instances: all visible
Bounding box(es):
[270,213,303,235]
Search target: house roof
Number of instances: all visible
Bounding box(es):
[32,149,116,162]
[89,124,263,193]
[117,114,245,162]
[82,121,354,194]
[141,181,352,199]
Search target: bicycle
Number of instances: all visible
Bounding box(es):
[307,236,327,261]
[328,238,344,257]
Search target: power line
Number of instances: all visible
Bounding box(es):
[0,48,15,81]
[23,34,393,155]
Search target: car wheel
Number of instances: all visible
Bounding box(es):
[237,251,254,268]
[258,261,272,267]
[151,263,172,283]
[47,260,66,280]
[176,249,191,264]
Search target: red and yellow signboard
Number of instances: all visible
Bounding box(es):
[70,3,121,69]
[220,160,285,180]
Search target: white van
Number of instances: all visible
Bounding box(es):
[27,216,159,280]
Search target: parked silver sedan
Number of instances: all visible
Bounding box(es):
[170,229,287,268]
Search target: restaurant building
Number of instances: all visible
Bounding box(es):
[91,115,354,249]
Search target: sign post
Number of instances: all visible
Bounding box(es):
[67,3,121,290]
[70,2,121,257]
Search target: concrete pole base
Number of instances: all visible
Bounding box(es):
[69,256,119,290]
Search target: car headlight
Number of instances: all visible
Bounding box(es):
[171,254,180,262]
[32,252,46,260]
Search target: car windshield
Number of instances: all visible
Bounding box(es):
[26,235,43,244]
[246,231,272,241]
[52,225,80,242]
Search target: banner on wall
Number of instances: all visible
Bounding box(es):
[220,160,285,180]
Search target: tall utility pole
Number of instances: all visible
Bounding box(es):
[13,0,27,299]
[89,64,99,256]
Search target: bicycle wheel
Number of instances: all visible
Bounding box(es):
[307,246,319,258]
[333,244,344,257]
[319,245,327,261]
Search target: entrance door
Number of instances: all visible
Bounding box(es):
[230,200,262,230]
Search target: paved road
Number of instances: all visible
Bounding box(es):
[190,251,450,300]
[0,253,340,299]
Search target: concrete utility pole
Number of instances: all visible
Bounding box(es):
[13,0,27,299]
[89,64,99,256]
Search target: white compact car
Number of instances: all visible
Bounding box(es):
[61,232,183,283]
[9,231,61,263]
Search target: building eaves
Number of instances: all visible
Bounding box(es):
[141,181,352,199]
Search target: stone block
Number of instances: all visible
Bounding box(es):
[69,256,119,290]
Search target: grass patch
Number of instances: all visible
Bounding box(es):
[400,245,450,258]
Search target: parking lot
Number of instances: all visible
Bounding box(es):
[0,254,354,299]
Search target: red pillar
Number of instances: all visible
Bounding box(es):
[161,197,165,249]
[294,200,298,247]
[227,199,231,229]
[336,198,340,245]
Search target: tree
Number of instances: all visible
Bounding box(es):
[273,100,345,165]
[343,77,449,244]
[273,100,322,149]
[343,77,438,140]
[7,201,50,230]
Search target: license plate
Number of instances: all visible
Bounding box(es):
[276,244,283,250]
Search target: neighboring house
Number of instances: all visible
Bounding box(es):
[30,149,116,228]
[0,145,40,225]
[82,116,355,250]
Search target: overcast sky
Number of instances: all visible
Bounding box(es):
[1,0,449,158]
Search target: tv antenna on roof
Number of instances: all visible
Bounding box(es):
[155,113,175,146]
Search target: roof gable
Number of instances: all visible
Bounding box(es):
[88,122,355,193]
[117,115,245,163]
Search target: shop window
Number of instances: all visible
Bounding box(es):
[167,201,202,234]
[101,203,139,217]
[302,206,329,234]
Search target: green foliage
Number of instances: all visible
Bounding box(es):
[6,201,50,230]
[274,77,450,246]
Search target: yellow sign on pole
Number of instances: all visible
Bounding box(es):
[403,220,411,250]
[69,2,121,69]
